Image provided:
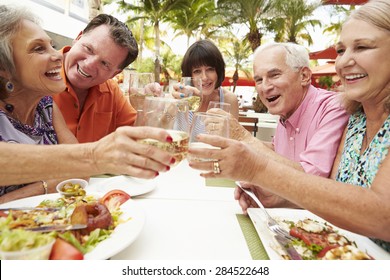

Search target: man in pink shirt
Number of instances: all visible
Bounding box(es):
[234,42,349,208]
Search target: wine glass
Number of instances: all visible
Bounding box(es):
[188,112,229,162]
[177,77,203,112]
[207,101,231,113]
[128,72,155,110]
[137,97,190,166]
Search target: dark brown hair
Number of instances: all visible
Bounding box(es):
[83,14,138,70]
[181,40,225,88]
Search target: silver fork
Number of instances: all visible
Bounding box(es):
[235,181,294,240]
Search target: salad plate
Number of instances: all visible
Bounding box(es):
[247,208,390,260]
[88,175,156,197]
[0,192,145,260]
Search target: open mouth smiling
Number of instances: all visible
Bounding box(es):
[266,95,280,103]
[45,67,62,80]
[77,64,92,78]
[345,74,367,81]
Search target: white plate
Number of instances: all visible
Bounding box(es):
[247,208,390,260]
[0,193,145,260]
[88,175,157,197]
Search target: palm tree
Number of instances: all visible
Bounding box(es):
[322,5,356,44]
[217,0,272,51]
[167,0,218,48]
[265,0,322,45]
[219,34,252,92]
[114,0,189,82]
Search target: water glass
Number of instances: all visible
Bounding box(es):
[188,112,229,162]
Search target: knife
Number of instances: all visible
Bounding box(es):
[26,224,87,233]
[274,234,303,260]
[0,207,60,212]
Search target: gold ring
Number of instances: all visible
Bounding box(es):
[213,161,221,174]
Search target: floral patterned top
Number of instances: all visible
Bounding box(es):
[336,110,390,252]
[0,96,58,197]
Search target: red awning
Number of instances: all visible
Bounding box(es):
[311,61,337,76]
[309,46,337,60]
[222,68,255,87]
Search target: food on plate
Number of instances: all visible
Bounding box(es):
[322,245,372,260]
[56,179,88,197]
[99,189,131,211]
[71,202,113,234]
[59,182,86,197]
[0,189,130,259]
[49,238,84,260]
[281,218,373,260]
[0,228,55,260]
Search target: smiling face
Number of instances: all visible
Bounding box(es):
[64,24,128,93]
[12,19,64,95]
[192,65,218,96]
[335,18,390,106]
[253,46,309,119]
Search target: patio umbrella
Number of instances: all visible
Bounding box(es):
[311,61,337,77]
[222,68,255,88]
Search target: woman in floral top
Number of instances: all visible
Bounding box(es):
[188,0,390,253]
[0,5,78,203]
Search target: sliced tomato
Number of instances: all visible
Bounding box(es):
[317,244,341,258]
[99,189,131,210]
[290,227,329,247]
[49,238,84,260]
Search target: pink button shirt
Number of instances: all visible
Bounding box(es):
[272,85,349,177]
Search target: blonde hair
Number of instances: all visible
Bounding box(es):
[341,0,390,114]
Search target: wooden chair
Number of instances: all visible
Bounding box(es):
[238,116,259,137]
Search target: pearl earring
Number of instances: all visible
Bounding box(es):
[6,81,14,93]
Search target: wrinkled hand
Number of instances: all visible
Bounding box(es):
[145,82,163,97]
[234,182,288,214]
[206,109,250,141]
[233,182,262,214]
[91,126,175,179]
[188,134,266,182]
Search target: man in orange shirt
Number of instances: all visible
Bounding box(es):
[54,14,138,143]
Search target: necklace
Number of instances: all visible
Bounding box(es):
[0,99,17,119]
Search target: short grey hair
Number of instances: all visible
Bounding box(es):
[253,42,310,71]
[0,5,40,75]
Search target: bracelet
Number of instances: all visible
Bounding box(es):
[41,180,48,195]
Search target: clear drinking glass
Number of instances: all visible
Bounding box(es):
[128,72,155,110]
[178,77,203,112]
[188,112,229,162]
[207,101,231,113]
[136,97,190,166]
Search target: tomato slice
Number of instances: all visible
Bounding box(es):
[99,189,131,210]
[49,238,84,260]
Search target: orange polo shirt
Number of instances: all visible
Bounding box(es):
[53,47,136,143]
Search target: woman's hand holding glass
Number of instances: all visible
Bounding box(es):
[172,77,203,112]
[136,97,190,166]
[129,72,163,110]
[187,112,229,163]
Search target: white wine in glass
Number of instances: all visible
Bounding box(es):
[137,97,190,166]
[138,130,189,166]
[128,72,154,110]
[179,77,202,112]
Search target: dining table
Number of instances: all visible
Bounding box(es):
[88,160,264,260]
